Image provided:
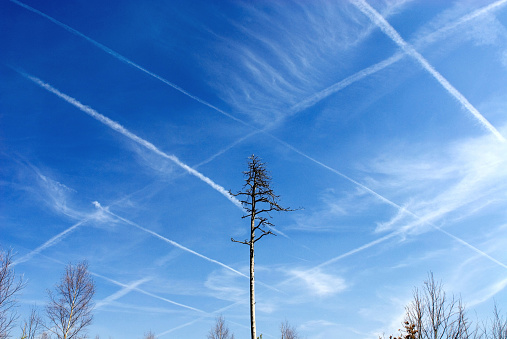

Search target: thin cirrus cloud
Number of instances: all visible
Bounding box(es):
[350,0,506,142]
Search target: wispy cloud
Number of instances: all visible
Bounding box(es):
[287,268,347,297]
[17,71,243,210]
[350,0,506,142]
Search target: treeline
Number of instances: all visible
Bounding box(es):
[1,248,507,339]
[1,249,94,339]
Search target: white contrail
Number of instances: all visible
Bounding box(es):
[289,53,404,114]
[8,0,251,129]
[18,72,243,210]
[95,277,152,309]
[11,0,506,141]
[92,272,206,313]
[92,201,248,279]
[350,0,506,142]
[93,202,283,293]
[12,218,91,266]
[291,0,507,115]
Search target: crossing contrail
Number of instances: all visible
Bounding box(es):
[18,71,244,210]
[291,0,507,116]
[350,0,506,142]
[92,272,206,314]
[95,277,152,309]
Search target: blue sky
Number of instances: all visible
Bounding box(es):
[1,0,507,338]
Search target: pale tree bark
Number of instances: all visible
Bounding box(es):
[231,155,295,339]
[0,249,25,339]
[405,273,474,339]
[280,320,300,339]
[20,307,42,339]
[143,330,156,339]
[45,261,95,339]
[208,315,234,339]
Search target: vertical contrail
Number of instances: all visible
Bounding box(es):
[18,72,244,210]
[350,0,506,142]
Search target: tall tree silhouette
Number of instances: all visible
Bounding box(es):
[231,155,294,339]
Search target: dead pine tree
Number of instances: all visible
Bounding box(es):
[231,155,295,339]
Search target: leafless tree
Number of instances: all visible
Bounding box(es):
[208,315,234,339]
[404,273,474,339]
[231,155,295,339]
[20,307,42,339]
[143,330,156,339]
[45,261,95,339]
[482,303,507,339]
[280,320,300,339]
[0,249,25,339]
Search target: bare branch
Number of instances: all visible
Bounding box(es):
[0,248,25,339]
[45,261,95,339]
[208,315,234,339]
[230,155,297,339]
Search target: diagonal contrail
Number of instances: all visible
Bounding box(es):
[12,0,505,274]
[95,277,152,309]
[93,202,248,279]
[12,217,91,266]
[8,0,251,129]
[92,272,206,313]
[350,0,506,142]
[17,70,505,272]
[18,71,244,210]
[93,202,282,293]
[291,0,507,115]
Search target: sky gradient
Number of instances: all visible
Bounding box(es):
[1,0,507,338]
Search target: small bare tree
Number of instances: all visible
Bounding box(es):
[208,315,234,339]
[0,249,25,339]
[280,320,300,339]
[405,273,473,339]
[231,155,294,339]
[483,304,507,339]
[20,307,42,339]
[45,261,95,339]
[143,330,156,339]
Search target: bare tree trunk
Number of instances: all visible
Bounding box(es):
[250,240,256,339]
[250,182,257,339]
[231,155,295,339]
